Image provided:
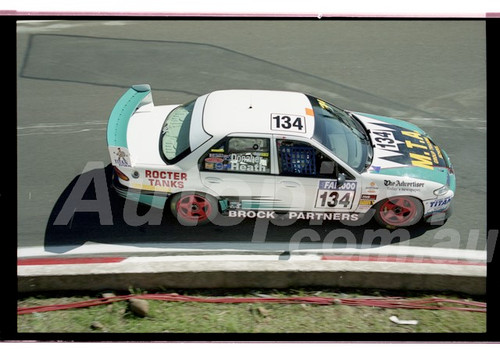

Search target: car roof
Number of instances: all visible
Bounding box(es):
[201,89,316,139]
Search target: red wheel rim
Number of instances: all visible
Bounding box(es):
[379,197,418,226]
[176,194,212,222]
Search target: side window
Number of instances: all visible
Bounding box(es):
[277,139,352,179]
[201,137,271,174]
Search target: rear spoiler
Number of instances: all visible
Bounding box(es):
[106,84,154,147]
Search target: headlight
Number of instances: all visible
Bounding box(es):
[433,185,449,196]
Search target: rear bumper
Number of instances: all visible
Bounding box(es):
[111,172,169,210]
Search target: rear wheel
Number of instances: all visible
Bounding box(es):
[170,192,218,226]
[374,196,423,228]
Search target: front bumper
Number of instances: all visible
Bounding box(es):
[424,201,454,225]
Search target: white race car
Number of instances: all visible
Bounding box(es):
[107,85,455,227]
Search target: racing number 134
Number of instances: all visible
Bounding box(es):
[316,191,352,208]
[271,114,306,133]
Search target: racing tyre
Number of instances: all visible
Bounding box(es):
[170,192,219,226]
[374,196,423,228]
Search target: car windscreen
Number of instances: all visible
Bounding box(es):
[307,96,372,172]
[160,99,195,163]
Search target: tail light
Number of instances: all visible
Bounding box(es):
[113,166,129,181]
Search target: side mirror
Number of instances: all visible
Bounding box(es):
[337,173,346,187]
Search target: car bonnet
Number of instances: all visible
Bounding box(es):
[353,112,452,186]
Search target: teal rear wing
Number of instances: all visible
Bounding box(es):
[106,84,153,148]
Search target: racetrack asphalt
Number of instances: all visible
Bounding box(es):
[17,19,488,259]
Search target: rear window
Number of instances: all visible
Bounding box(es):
[160,100,195,163]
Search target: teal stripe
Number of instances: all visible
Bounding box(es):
[107,85,151,147]
[241,200,289,210]
[242,201,274,210]
[114,185,167,209]
[135,193,168,209]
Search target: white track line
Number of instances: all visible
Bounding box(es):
[18,241,486,262]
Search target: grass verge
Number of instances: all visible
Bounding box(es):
[17,288,486,333]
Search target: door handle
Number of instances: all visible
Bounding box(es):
[280,180,300,188]
[205,177,223,184]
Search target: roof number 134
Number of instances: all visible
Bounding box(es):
[271,114,306,133]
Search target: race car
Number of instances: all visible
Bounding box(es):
[107,84,455,228]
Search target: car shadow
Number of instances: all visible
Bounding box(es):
[44,164,442,254]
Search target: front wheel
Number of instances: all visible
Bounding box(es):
[374,196,423,228]
[170,192,219,226]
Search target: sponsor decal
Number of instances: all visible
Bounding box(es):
[403,131,445,170]
[204,152,270,173]
[230,153,269,172]
[359,194,377,206]
[315,180,357,209]
[365,120,447,170]
[110,146,131,167]
[425,196,453,214]
[228,210,359,221]
[144,170,187,189]
[319,180,357,191]
[384,179,424,187]
[429,197,452,208]
[364,181,379,193]
[204,157,229,171]
[384,179,424,192]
